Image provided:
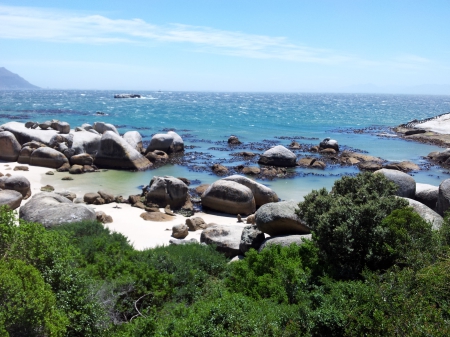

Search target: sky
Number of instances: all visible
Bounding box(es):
[1,0,450,93]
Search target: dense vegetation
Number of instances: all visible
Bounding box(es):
[1,172,450,336]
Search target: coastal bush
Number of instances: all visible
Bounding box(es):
[0,206,109,336]
[0,259,67,337]
[296,172,409,279]
[226,242,319,304]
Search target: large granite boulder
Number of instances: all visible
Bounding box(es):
[19,192,96,228]
[0,122,58,145]
[255,200,310,236]
[200,224,244,257]
[94,131,152,170]
[0,190,23,210]
[0,131,21,161]
[258,145,297,167]
[123,131,143,153]
[30,147,69,169]
[93,122,119,135]
[400,197,443,230]
[222,175,278,207]
[415,183,439,210]
[0,175,31,199]
[145,131,184,154]
[239,224,266,254]
[70,131,101,156]
[436,179,450,216]
[51,121,70,134]
[374,168,416,198]
[258,234,312,252]
[201,180,256,215]
[146,176,188,209]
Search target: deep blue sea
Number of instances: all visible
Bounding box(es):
[1,90,450,201]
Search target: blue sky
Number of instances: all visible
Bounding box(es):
[1,0,450,93]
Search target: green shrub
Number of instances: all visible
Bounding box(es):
[0,259,67,337]
[297,172,408,279]
[226,242,318,304]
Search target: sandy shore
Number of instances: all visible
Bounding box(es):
[1,162,249,250]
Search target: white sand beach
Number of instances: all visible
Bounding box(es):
[1,162,249,250]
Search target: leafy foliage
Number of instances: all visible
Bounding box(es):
[297,172,409,279]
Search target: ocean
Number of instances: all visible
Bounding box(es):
[1,90,450,201]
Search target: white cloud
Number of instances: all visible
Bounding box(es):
[0,4,434,69]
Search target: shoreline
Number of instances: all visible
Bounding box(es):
[1,161,249,250]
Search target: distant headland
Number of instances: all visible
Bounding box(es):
[0,67,40,90]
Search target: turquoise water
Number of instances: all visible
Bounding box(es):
[2,90,450,200]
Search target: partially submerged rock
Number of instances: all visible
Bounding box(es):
[258,145,297,167]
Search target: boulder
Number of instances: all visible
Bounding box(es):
[145,150,169,163]
[94,131,152,170]
[70,131,101,156]
[40,185,54,192]
[19,192,96,227]
[258,234,313,252]
[186,217,208,231]
[246,214,256,224]
[415,183,438,210]
[427,149,450,163]
[0,122,58,145]
[255,200,310,236]
[52,121,70,134]
[172,224,189,239]
[311,161,326,169]
[93,122,119,135]
[239,225,265,254]
[383,161,420,172]
[195,184,210,195]
[297,158,316,167]
[17,146,34,164]
[146,176,188,209]
[140,212,174,222]
[80,123,94,131]
[123,131,143,153]
[400,197,443,230]
[341,151,383,163]
[222,175,278,207]
[228,136,242,145]
[258,145,297,167]
[1,175,31,198]
[374,168,416,198]
[84,192,101,204]
[70,153,94,166]
[69,165,84,174]
[201,180,256,215]
[55,191,77,201]
[13,165,29,171]
[0,190,23,210]
[200,224,244,257]
[319,148,337,155]
[145,131,184,154]
[319,138,339,151]
[212,164,229,175]
[436,179,450,216]
[98,190,115,204]
[242,166,260,175]
[358,161,383,171]
[0,131,21,161]
[38,121,51,130]
[30,147,69,168]
[96,211,113,224]
[169,238,199,245]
